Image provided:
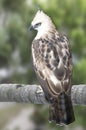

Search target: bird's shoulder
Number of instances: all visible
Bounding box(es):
[55,32,70,49]
[32,33,72,70]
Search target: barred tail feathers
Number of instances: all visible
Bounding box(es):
[49,92,75,125]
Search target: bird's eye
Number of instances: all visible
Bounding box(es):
[35,22,41,26]
[35,22,41,28]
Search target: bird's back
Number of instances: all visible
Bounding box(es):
[32,32,72,97]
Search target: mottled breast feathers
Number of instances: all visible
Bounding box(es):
[31,33,72,98]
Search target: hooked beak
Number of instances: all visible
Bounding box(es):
[29,25,34,31]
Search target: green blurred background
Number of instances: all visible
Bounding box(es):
[0,0,86,130]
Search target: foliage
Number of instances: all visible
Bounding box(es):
[73,59,86,84]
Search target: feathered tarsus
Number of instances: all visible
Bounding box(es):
[30,10,75,125]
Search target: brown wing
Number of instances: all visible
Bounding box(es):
[32,35,72,99]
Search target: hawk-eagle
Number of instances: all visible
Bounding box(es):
[30,10,75,125]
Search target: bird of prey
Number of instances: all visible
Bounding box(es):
[30,10,75,125]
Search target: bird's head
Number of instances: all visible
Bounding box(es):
[30,10,50,31]
[30,10,55,39]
